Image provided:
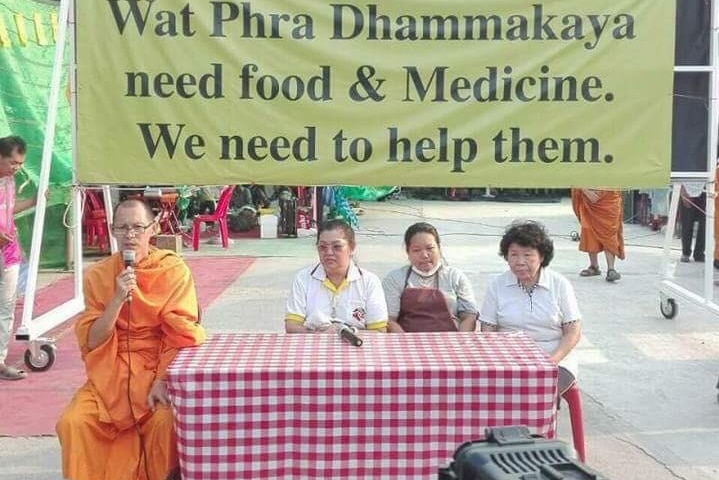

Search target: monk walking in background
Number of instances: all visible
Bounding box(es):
[571,189,625,282]
[56,199,206,480]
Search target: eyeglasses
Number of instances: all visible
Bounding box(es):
[317,242,348,253]
[111,223,154,236]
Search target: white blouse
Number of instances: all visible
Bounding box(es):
[480,268,581,376]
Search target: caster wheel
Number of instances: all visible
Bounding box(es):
[570,231,580,242]
[660,298,678,319]
[24,344,56,372]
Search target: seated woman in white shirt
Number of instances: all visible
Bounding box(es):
[383,222,478,332]
[480,220,582,394]
[285,219,388,333]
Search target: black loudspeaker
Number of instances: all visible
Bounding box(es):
[278,198,297,237]
[438,426,607,480]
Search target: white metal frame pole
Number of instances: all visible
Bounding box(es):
[661,184,682,279]
[660,3,719,315]
[704,0,719,303]
[102,185,117,253]
[16,0,83,342]
[18,0,70,330]
[68,0,83,321]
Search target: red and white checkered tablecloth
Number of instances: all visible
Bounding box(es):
[167,332,557,480]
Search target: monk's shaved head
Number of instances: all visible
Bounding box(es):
[113,198,155,223]
[112,198,158,262]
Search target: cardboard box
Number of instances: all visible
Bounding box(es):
[154,234,183,254]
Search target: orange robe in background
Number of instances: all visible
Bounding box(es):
[571,189,626,259]
[56,249,206,480]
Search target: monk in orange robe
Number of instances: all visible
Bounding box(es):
[571,189,625,282]
[56,199,205,480]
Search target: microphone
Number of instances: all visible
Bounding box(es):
[336,323,363,347]
[122,250,136,302]
[122,249,135,268]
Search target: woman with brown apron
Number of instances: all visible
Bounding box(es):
[383,223,478,333]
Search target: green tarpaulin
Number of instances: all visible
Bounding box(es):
[0,0,73,268]
[338,186,397,202]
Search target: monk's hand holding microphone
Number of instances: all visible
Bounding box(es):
[117,250,137,303]
[85,251,138,352]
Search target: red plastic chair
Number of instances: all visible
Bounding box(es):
[157,193,180,234]
[561,383,586,463]
[191,186,235,251]
[83,190,109,252]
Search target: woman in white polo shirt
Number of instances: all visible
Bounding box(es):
[480,220,582,394]
[285,219,388,333]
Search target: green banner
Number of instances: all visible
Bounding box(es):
[0,0,73,268]
[76,0,675,187]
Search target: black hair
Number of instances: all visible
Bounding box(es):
[317,219,355,248]
[499,220,554,267]
[403,222,440,251]
[0,136,27,157]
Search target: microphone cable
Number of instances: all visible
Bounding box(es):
[125,292,151,480]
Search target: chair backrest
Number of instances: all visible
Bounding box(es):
[86,190,104,212]
[214,185,236,218]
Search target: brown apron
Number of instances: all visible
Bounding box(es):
[397,268,457,332]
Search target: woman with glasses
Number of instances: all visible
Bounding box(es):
[480,220,582,395]
[383,222,478,332]
[285,219,388,333]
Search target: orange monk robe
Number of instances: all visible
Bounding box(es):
[56,249,206,480]
[571,189,626,260]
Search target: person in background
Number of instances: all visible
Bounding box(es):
[285,219,388,333]
[383,222,477,332]
[679,181,706,263]
[56,199,206,480]
[480,221,582,395]
[571,188,625,282]
[0,135,42,381]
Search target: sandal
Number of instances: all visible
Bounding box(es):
[606,269,621,282]
[0,364,27,381]
[579,265,601,277]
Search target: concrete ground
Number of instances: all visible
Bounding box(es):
[1,197,718,479]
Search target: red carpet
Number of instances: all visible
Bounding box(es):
[0,256,255,437]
